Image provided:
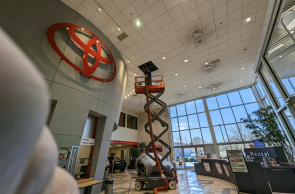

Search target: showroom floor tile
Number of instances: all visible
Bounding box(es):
[103,169,237,194]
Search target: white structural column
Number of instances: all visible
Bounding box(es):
[202,97,220,159]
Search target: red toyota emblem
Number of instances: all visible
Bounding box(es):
[47,23,116,82]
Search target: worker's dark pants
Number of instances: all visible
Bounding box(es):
[147,78,152,86]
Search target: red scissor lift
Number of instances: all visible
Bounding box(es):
[134,75,177,192]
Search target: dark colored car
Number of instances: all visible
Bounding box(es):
[113,160,127,172]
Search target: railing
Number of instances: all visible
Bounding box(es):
[135,75,165,87]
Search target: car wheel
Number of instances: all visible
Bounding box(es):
[168,181,176,190]
[135,181,143,191]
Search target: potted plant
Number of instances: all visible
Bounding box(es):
[241,106,294,162]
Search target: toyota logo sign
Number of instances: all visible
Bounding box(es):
[47,23,116,82]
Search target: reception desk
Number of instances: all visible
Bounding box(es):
[194,159,235,184]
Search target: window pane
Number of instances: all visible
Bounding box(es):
[220,108,236,124]
[180,130,191,146]
[230,144,245,150]
[173,132,181,146]
[209,110,223,126]
[190,129,203,145]
[178,116,189,130]
[206,97,218,110]
[183,148,196,167]
[225,124,242,142]
[227,91,243,106]
[221,125,229,142]
[174,148,184,168]
[245,103,260,119]
[289,77,295,89]
[216,94,230,108]
[238,123,254,141]
[195,99,205,112]
[232,105,248,122]
[185,101,196,114]
[176,104,186,116]
[171,118,179,131]
[127,115,137,130]
[198,113,209,127]
[282,79,295,95]
[201,128,213,144]
[187,114,199,129]
[119,112,125,127]
[239,88,256,104]
[169,106,177,118]
[213,126,224,143]
[218,145,231,159]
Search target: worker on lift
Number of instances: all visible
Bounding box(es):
[144,68,152,86]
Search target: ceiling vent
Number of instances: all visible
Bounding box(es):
[138,61,158,73]
[192,29,203,40]
[117,32,128,41]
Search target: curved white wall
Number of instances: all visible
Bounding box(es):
[0,0,127,190]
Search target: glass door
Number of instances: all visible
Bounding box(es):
[183,147,197,169]
[174,148,184,169]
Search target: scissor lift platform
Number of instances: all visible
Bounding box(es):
[134,75,165,94]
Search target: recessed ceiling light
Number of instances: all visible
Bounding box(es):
[175,73,178,76]
[268,44,284,54]
[184,59,188,62]
[213,87,216,90]
[291,30,294,34]
[127,95,130,97]
[199,86,202,89]
[127,60,130,62]
[82,28,84,30]
[241,67,245,70]
[118,27,121,31]
[240,80,243,82]
[66,27,69,30]
[246,18,251,22]
[279,55,282,58]
[134,73,136,75]
[133,89,135,91]
[163,57,165,60]
[190,94,192,96]
[205,62,208,65]
[184,85,186,87]
[98,7,102,11]
[136,21,141,26]
[125,97,127,99]
[171,99,173,100]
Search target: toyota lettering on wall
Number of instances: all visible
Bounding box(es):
[47,23,116,82]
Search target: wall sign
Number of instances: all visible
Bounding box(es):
[47,23,116,82]
[80,138,95,145]
[110,140,139,145]
[227,150,248,173]
[203,162,211,172]
[215,162,223,175]
[222,164,230,177]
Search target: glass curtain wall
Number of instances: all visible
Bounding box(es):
[170,87,259,166]
[256,0,295,147]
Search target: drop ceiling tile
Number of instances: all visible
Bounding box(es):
[129,31,142,42]
[121,36,134,47]
[153,29,166,41]
[243,1,258,17]
[212,0,227,10]
[197,0,213,17]
[61,0,80,10]
[213,4,227,20]
[103,1,120,18]
[174,16,187,30]
[136,39,148,50]
[162,22,177,36]
[89,15,103,28]
[82,0,99,14]
[132,0,149,14]
[104,19,119,33]
[185,9,200,24]
[157,12,173,27]
[151,1,167,17]
[122,22,137,35]
[163,0,179,10]
[113,12,129,26]
[76,4,92,19]
[144,34,157,44]
[229,19,242,32]
[140,8,156,24]
[200,12,214,26]
[123,3,139,21]
[147,19,161,33]
[94,10,111,24]
[168,4,184,21]
[180,0,196,14]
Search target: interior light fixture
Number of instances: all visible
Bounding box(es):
[246,17,251,22]
[199,86,202,88]
[98,7,102,11]
[291,30,295,34]
[163,57,165,60]
[268,44,284,54]
[133,89,135,91]
[96,40,99,43]
[279,55,282,58]
[190,94,192,96]
[125,97,127,99]
[213,87,216,90]
[242,67,245,70]
[175,73,178,76]
[240,80,243,82]
[127,95,130,97]
[136,21,141,26]
[118,27,121,31]
[127,60,130,62]
[184,85,186,87]
[171,99,173,100]
[66,27,69,30]
[205,62,208,65]
[134,73,136,75]
[184,59,188,62]
[81,28,84,30]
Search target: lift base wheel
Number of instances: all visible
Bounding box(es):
[135,181,143,191]
[168,181,176,190]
